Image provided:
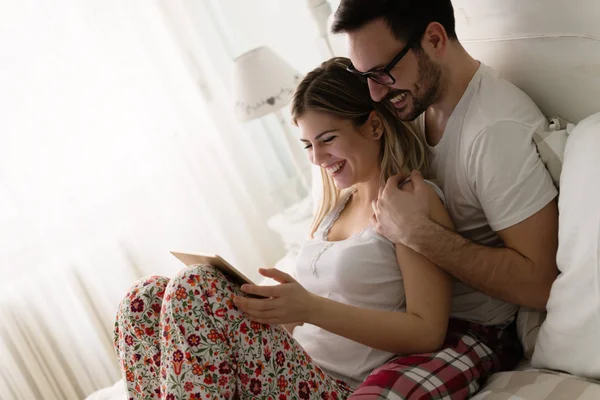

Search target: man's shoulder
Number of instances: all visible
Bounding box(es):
[474,65,546,127]
[460,65,547,144]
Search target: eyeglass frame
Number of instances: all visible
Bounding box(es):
[346,35,419,86]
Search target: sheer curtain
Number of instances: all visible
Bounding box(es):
[160,0,325,208]
[0,0,327,398]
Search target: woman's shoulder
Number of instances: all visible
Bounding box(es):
[400,177,446,206]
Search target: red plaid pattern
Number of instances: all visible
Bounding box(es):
[348,319,522,399]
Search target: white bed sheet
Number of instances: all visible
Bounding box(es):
[85,380,126,400]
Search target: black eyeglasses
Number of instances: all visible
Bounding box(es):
[346,40,414,86]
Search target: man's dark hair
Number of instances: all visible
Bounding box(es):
[331,0,458,45]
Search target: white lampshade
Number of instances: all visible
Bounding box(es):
[232,46,303,121]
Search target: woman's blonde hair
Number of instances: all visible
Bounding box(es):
[291,57,430,238]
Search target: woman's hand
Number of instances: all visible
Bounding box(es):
[233,268,320,325]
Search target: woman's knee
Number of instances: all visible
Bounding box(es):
[168,264,233,294]
[116,275,170,321]
[162,264,237,323]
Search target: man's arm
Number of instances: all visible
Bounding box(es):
[403,198,559,310]
[372,170,559,311]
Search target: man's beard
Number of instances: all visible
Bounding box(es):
[386,51,443,121]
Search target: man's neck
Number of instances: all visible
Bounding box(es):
[433,48,480,118]
[426,48,480,146]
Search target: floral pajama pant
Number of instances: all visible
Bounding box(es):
[114,264,520,399]
[114,265,353,399]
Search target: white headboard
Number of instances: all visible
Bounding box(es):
[454,0,600,123]
[328,0,600,123]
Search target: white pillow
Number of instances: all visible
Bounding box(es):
[533,118,572,188]
[514,119,571,358]
[267,195,313,253]
[516,307,546,359]
[532,112,600,379]
[84,380,126,400]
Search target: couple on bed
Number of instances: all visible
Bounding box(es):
[114,0,559,398]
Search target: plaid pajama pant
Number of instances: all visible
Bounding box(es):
[349,319,523,399]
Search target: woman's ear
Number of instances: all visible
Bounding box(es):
[367,111,384,140]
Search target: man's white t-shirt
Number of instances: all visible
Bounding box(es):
[416,63,558,326]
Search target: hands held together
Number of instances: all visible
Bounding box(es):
[370,170,433,247]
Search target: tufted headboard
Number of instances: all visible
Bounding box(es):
[328,0,600,123]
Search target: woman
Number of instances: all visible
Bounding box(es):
[113,57,455,399]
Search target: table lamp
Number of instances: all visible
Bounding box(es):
[232,46,309,190]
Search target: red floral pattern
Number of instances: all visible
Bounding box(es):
[114,265,353,399]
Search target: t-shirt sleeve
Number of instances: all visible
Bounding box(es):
[467,120,558,232]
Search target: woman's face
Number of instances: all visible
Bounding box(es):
[297,110,382,189]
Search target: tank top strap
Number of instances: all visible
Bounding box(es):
[314,188,356,240]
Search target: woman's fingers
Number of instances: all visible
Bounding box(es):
[244,315,276,325]
[234,295,277,312]
[235,294,299,325]
[240,283,279,298]
[258,268,296,283]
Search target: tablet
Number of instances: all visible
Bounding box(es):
[170,251,257,286]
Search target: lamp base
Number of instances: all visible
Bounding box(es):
[273,109,311,194]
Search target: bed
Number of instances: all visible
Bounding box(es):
[88,0,600,398]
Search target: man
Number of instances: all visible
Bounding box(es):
[332,0,559,398]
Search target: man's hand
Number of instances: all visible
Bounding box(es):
[233,268,320,325]
[370,170,431,246]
